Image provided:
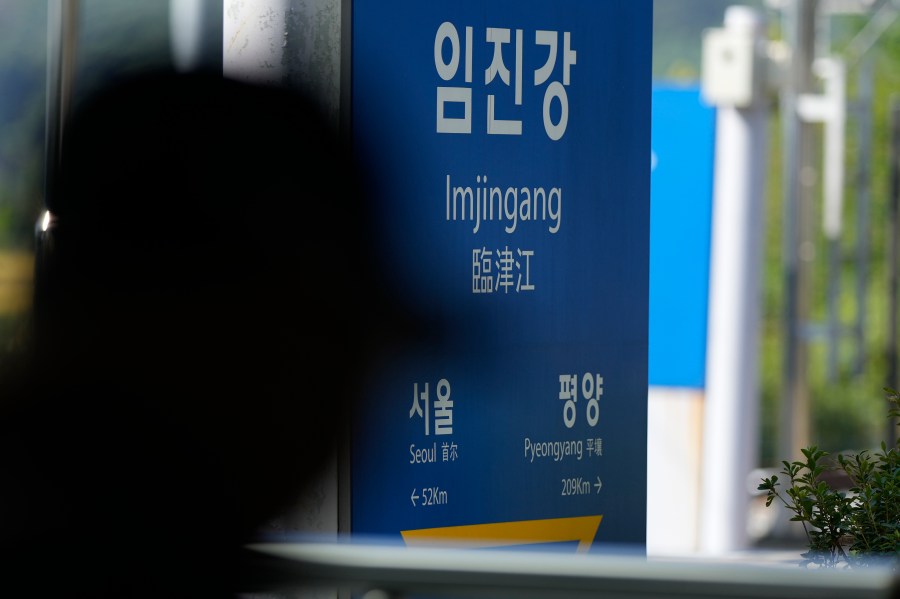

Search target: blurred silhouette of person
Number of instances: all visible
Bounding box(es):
[0,68,417,599]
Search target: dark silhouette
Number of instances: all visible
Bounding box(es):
[0,69,416,599]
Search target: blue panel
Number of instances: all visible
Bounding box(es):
[648,85,716,389]
[351,1,651,551]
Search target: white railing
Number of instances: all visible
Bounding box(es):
[240,539,899,599]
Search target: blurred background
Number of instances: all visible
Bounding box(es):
[652,0,899,474]
[2,0,900,561]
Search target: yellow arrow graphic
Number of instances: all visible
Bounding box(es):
[401,515,603,553]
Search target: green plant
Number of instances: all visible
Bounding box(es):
[758,388,900,569]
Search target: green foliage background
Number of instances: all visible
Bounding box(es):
[654,1,900,465]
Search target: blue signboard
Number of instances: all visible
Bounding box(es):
[350,1,651,551]
[648,85,716,389]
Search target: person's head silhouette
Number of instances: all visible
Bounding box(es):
[0,68,418,599]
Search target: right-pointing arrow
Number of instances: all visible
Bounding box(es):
[594,477,602,493]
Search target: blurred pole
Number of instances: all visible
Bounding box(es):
[221,0,344,538]
[44,0,79,213]
[888,98,900,447]
[780,0,816,466]
[826,238,840,382]
[37,0,79,331]
[222,0,341,124]
[854,58,873,377]
[222,0,292,86]
[169,0,223,73]
[699,6,768,555]
[796,57,846,383]
[823,59,847,384]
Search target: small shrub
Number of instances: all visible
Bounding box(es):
[758,388,900,569]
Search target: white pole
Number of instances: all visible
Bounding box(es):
[796,57,847,240]
[700,6,769,555]
[170,0,208,72]
[220,0,343,539]
[44,0,79,212]
[222,0,291,85]
[222,0,342,123]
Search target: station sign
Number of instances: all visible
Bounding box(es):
[349,0,652,552]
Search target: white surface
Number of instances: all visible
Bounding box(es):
[700,6,769,556]
[646,387,704,556]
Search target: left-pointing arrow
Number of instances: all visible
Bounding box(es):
[410,489,420,506]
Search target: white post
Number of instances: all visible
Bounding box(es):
[222,0,291,85]
[796,57,847,240]
[220,0,343,539]
[44,0,79,212]
[222,0,342,123]
[699,6,769,555]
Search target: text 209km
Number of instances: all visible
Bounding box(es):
[561,477,592,496]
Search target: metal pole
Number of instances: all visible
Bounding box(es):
[221,0,344,539]
[888,98,900,447]
[169,0,223,73]
[44,0,79,213]
[820,56,848,383]
[700,6,769,555]
[854,58,873,377]
[222,0,342,124]
[826,239,840,381]
[780,0,816,466]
